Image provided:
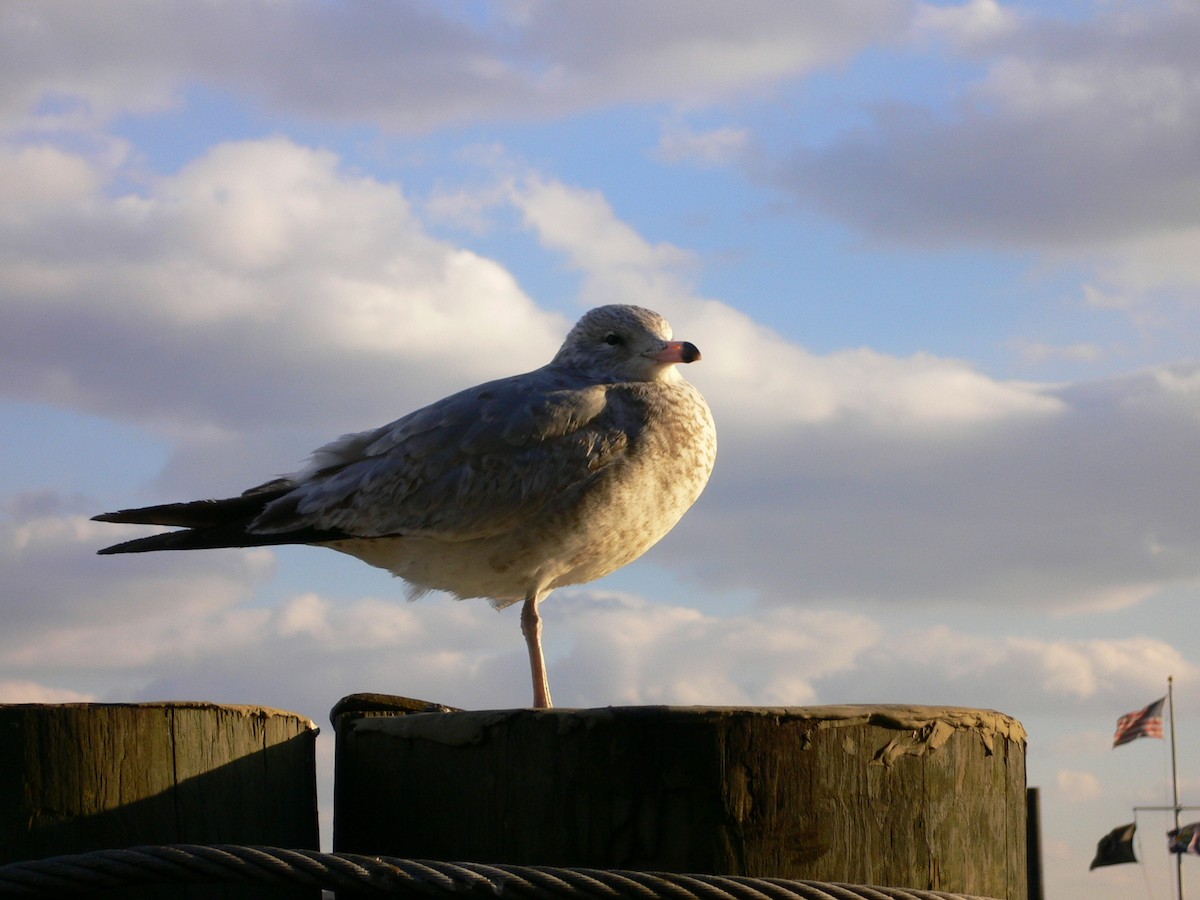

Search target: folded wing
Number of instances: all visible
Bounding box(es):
[95,367,638,553]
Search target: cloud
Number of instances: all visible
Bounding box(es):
[1087,226,1200,304]
[912,0,1021,48]
[655,123,750,168]
[19,140,1195,621]
[508,174,1064,432]
[0,680,96,703]
[0,493,275,660]
[773,0,1200,315]
[1013,339,1107,366]
[25,480,1176,716]
[495,174,1200,617]
[0,490,526,707]
[135,589,530,713]
[550,591,882,706]
[0,136,560,490]
[681,360,1200,611]
[819,625,1197,716]
[0,143,103,215]
[1,1,908,134]
[512,2,908,108]
[6,126,1198,630]
[132,589,881,713]
[9,512,1191,719]
[1055,769,1102,803]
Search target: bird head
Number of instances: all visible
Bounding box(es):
[551,305,702,383]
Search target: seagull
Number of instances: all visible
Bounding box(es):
[94,304,717,708]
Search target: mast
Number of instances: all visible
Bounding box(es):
[1171,674,1182,900]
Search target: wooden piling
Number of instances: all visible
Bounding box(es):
[0,701,320,897]
[332,698,1027,900]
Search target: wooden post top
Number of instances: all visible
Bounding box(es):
[332,696,1025,762]
[0,700,318,729]
[332,694,1028,893]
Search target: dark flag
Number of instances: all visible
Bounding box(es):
[1091,822,1138,869]
[1113,697,1165,747]
[1169,822,1200,855]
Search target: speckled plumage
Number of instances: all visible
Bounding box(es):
[94,304,717,707]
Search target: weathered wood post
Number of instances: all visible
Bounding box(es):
[333,697,1026,899]
[0,702,320,897]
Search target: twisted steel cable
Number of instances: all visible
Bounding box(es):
[0,845,1000,900]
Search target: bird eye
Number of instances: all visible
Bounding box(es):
[603,332,623,346]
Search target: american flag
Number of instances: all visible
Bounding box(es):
[1113,696,1165,747]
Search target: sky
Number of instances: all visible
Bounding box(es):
[2,0,1199,896]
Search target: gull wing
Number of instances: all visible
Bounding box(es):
[251,368,639,541]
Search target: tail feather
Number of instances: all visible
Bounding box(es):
[93,483,351,554]
[92,484,294,528]
[96,524,352,554]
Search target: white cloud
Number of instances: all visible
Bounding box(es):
[0,498,276,669]
[508,174,1064,432]
[2,502,272,610]
[514,175,697,277]
[1007,635,1193,701]
[17,145,1193,623]
[1055,769,1103,803]
[912,0,1021,48]
[655,123,750,167]
[5,131,1198,632]
[1013,339,1107,365]
[1086,227,1200,303]
[0,494,522,705]
[12,540,1187,721]
[2,12,1198,895]
[0,2,908,135]
[276,592,332,638]
[775,0,1200,335]
[0,136,561,464]
[492,122,1199,616]
[683,356,1200,611]
[552,592,881,706]
[822,626,1198,715]
[0,144,103,218]
[514,2,908,108]
[1081,284,1134,312]
[0,546,884,710]
[0,680,96,703]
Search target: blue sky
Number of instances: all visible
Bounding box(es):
[3,2,1200,897]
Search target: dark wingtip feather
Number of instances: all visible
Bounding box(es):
[97,542,132,555]
[96,525,355,555]
[92,485,352,554]
[90,487,295,529]
[96,532,191,554]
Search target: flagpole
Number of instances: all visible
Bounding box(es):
[1171,674,1183,900]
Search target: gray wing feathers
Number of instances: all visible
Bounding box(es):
[252,374,633,540]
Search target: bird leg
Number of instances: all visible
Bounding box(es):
[520,593,553,709]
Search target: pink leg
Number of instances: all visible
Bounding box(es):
[520,593,553,709]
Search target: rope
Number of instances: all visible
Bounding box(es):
[0,845,1000,899]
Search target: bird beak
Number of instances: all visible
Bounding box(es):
[651,340,702,364]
